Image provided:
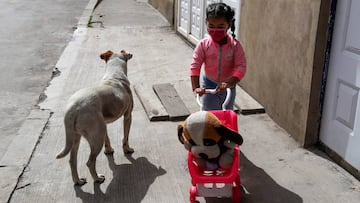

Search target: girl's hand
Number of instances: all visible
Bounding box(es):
[216,82,228,92]
[194,88,205,96]
[217,77,239,92]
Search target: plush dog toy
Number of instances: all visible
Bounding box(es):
[177,111,243,170]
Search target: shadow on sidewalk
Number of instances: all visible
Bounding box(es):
[74,154,166,203]
[239,152,303,203]
[73,152,301,202]
[202,152,303,203]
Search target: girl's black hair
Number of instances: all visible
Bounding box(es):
[206,3,236,38]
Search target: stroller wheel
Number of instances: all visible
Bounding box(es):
[232,185,241,203]
[190,186,198,203]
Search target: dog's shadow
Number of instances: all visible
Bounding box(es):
[74,154,166,203]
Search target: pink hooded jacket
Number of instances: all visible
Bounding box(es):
[190,35,246,83]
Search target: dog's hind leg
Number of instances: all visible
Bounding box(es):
[86,125,106,183]
[104,131,114,154]
[122,112,134,154]
[87,148,105,183]
[70,134,87,186]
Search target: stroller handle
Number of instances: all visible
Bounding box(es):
[196,88,231,111]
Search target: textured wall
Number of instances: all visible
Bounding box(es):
[239,0,322,144]
[148,0,175,25]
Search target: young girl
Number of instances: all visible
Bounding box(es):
[190,3,247,111]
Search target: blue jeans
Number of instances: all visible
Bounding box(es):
[201,75,236,111]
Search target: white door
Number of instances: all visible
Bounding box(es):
[320,0,360,170]
[188,0,204,44]
[178,0,206,44]
[178,0,190,37]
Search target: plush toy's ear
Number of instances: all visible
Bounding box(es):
[100,50,114,63]
[214,125,243,145]
[177,124,185,144]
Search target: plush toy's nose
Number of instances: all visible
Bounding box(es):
[199,153,208,160]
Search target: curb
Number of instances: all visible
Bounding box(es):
[77,0,100,28]
[40,0,99,110]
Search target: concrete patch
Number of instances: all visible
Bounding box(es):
[0,109,51,202]
[0,166,23,202]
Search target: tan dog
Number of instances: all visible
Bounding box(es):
[56,50,134,185]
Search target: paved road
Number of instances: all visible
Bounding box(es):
[0,0,89,160]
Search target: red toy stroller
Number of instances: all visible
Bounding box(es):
[188,89,241,203]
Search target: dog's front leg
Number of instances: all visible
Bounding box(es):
[122,113,134,154]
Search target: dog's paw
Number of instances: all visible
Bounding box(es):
[104,147,114,155]
[123,145,134,154]
[74,178,87,186]
[95,174,105,183]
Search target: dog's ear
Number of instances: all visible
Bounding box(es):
[100,50,114,63]
[214,125,243,145]
[120,50,133,61]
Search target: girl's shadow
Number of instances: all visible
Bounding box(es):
[204,152,303,203]
[239,152,303,203]
[75,154,166,203]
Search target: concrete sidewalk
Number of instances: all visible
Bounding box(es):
[2,0,360,202]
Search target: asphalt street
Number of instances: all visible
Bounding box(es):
[0,0,89,160]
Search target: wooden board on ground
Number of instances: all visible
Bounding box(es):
[153,83,191,121]
[134,83,169,121]
[235,86,265,115]
[173,80,199,113]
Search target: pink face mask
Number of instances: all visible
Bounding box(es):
[207,28,228,42]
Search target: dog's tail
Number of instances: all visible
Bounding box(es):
[56,110,76,159]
